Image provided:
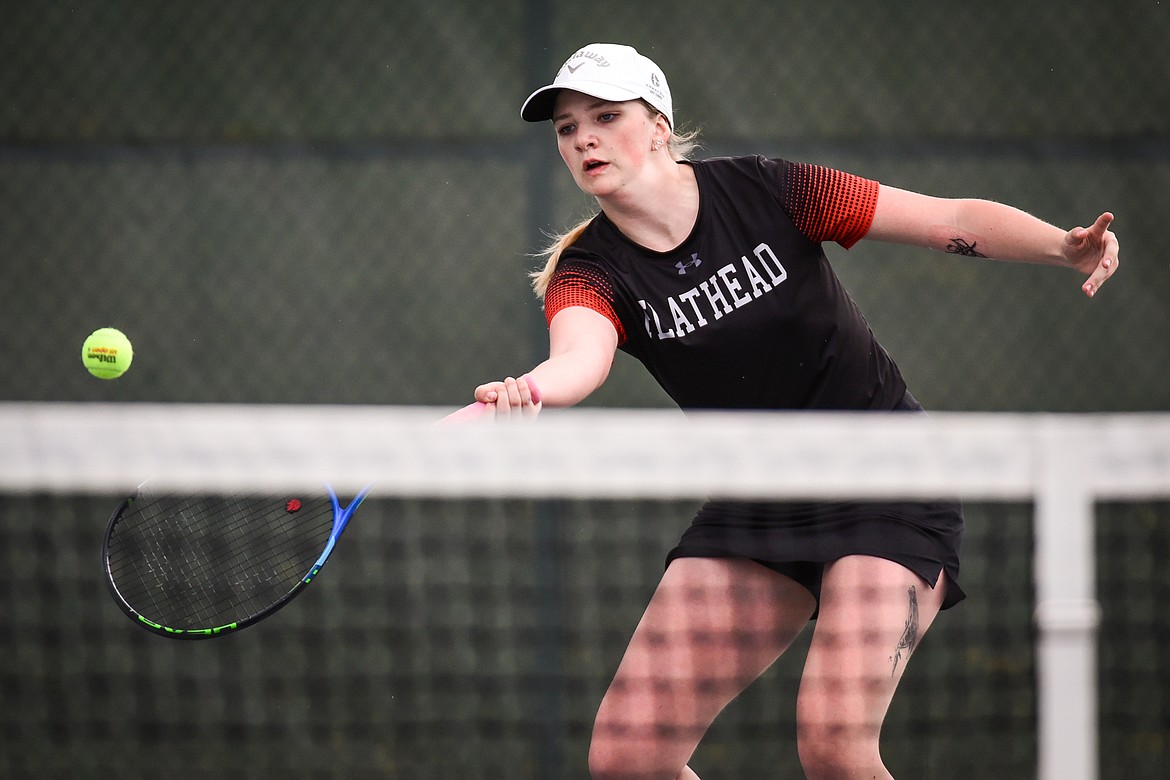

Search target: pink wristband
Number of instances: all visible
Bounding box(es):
[523,374,542,405]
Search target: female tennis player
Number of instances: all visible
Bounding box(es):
[468,43,1119,780]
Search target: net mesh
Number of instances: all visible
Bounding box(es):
[2,404,1168,779]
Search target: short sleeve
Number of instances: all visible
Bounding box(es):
[543,258,627,344]
[771,160,879,249]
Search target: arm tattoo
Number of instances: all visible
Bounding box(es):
[945,238,988,257]
[890,586,919,677]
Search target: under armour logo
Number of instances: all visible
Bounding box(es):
[675,253,702,275]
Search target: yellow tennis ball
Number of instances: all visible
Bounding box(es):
[82,327,134,379]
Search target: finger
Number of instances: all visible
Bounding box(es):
[518,375,542,418]
[503,376,524,412]
[1082,254,1118,297]
[1069,213,1113,249]
[487,377,515,419]
[1091,212,1115,235]
[474,382,509,422]
[474,383,500,404]
[1082,263,1105,297]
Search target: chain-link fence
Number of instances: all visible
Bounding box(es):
[2,0,1167,410]
[2,2,1168,779]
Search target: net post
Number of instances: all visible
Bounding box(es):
[1033,420,1100,780]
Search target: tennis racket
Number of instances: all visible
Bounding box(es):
[102,483,370,639]
[102,377,538,638]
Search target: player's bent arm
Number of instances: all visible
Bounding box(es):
[526,306,619,408]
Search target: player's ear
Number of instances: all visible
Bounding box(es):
[651,115,671,151]
[657,112,671,136]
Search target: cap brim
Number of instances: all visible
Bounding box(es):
[519,86,560,123]
[520,82,644,122]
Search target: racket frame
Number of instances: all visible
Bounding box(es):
[101,483,371,639]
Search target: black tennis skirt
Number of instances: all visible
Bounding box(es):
[666,393,966,612]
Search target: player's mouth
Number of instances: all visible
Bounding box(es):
[583,158,609,174]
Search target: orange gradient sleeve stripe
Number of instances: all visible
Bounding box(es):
[781,163,879,249]
[544,263,628,344]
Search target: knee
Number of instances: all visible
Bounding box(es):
[796,721,884,780]
[588,737,646,780]
[588,716,688,780]
[587,725,652,780]
[587,738,631,780]
[588,725,626,780]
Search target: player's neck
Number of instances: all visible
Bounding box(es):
[600,161,698,253]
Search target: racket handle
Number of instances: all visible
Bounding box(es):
[437,375,542,425]
[439,400,489,424]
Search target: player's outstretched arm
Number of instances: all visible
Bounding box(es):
[867,185,1119,297]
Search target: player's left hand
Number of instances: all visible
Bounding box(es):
[1063,212,1119,298]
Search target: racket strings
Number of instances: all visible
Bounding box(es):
[106,490,336,629]
[111,496,330,627]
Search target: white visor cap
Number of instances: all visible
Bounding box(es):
[520,43,673,128]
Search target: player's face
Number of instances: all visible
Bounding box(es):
[551,91,656,198]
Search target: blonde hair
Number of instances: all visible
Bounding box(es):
[530,116,702,299]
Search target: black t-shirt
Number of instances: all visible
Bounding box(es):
[544,155,907,411]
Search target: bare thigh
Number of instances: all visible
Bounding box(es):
[796,555,948,777]
[589,557,817,779]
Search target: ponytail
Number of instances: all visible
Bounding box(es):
[529,216,594,299]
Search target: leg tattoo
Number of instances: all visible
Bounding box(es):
[890,586,919,677]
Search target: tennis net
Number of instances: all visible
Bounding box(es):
[2,402,1168,780]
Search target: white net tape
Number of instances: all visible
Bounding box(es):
[3,403,1168,500]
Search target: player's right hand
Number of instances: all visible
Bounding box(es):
[474,375,542,420]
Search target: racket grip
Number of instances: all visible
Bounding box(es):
[437,374,542,425]
[439,400,488,424]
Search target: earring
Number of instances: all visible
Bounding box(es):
[652,140,664,151]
